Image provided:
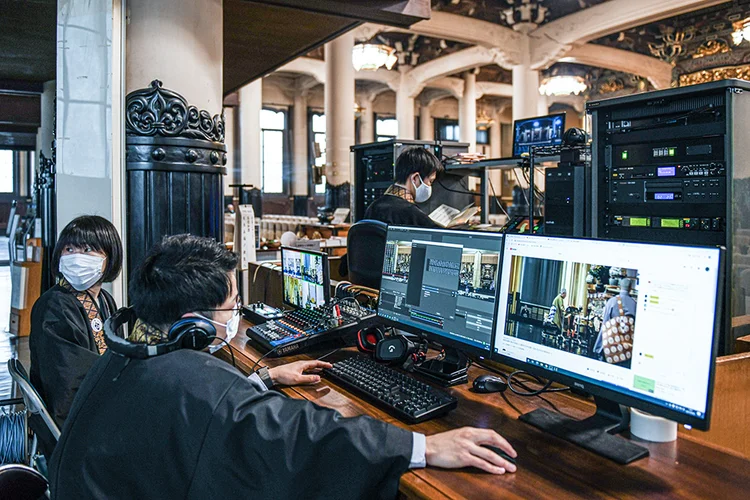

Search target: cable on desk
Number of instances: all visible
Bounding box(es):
[507,370,569,397]
[251,345,282,372]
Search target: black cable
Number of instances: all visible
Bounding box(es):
[208,336,236,367]
[507,370,569,397]
[317,348,341,361]
[486,175,510,218]
[251,345,282,372]
[435,177,478,196]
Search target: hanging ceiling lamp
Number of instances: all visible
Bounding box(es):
[352,44,398,71]
[476,109,495,131]
[539,75,588,97]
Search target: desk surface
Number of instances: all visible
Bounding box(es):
[222,320,750,499]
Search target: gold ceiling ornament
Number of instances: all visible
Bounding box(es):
[678,64,750,87]
[598,79,625,94]
[648,27,695,64]
[691,39,731,59]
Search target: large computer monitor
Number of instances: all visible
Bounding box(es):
[281,247,330,309]
[493,234,724,462]
[378,226,504,383]
[512,113,565,157]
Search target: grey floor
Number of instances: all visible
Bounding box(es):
[1,235,31,402]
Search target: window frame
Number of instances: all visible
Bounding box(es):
[260,107,291,196]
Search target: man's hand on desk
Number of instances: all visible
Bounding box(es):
[425,428,517,475]
[269,360,333,386]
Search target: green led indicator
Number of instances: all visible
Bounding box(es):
[669,148,676,157]
[621,151,628,160]
[629,217,651,227]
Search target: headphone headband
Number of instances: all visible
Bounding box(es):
[104,308,215,359]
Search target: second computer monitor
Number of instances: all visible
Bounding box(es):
[494,234,723,429]
[377,226,504,354]
[281,247,330,309]
[512,113,565,157]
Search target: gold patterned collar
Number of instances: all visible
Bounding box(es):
[128,319,169,345]
[385,184,414,203]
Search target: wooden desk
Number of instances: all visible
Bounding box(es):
[217,321,750,499]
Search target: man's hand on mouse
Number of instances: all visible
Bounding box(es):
[425,427,517,474]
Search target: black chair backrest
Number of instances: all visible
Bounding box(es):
[346,220,388,289]
[7,359,60,442]
[0,463,48,500]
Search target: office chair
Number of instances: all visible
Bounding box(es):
[7,359,61,460]
[346,220,388,289]
[0,463,49,500]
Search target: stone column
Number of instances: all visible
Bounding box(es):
[490,115,502,159]
[359,93,375,144]
[459,71,477,152]
[512,64,540,121]
[124,0,225,277]
[396,67,415,140]
[419,101,433,141]
[238,79,262,188]
[292,91,309,214]
[324,31,355,208]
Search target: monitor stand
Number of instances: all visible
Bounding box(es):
[414,347,468,386]
[519,396,649,464]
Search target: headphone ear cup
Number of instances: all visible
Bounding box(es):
[168,318,216,352]
[357,327,384,353]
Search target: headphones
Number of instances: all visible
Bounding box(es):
[104,307,216,359]
[365,330,428,370]
[357,327,386,353]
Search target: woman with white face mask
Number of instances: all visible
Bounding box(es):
[29,215,123,432]
[363,147,442,228]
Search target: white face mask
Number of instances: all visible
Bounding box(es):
[411,174,432,203]
[59,254,105,292]
[201,312,241,353]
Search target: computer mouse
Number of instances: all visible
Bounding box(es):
[473,374,508,393]
[481,445,517,465]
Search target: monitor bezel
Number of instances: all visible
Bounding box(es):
[511,112,567,158]
[377,225,505,358]
[490,233,725,431]
[280,246,331,309]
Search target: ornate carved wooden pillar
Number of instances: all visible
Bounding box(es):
[125,80,227,275]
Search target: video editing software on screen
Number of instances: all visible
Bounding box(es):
[378,227,503,351]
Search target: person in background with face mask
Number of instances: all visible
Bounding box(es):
[30,215,124,428]
[364,147,443,228]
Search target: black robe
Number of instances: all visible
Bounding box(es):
[364,194,438,228]
[29,284,119,428]
[49,349,413,499]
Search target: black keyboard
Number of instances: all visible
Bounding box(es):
[246,303,376,357]
[324,356,458,424]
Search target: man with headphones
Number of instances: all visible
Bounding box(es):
[49,235,516,499]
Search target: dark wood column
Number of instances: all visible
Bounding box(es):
[125,80,227,276]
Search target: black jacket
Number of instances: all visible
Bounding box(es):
[29,284,118,427]
[364,195,437,228]
[50,349,413,499]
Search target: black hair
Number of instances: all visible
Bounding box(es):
[129,234,238,327]
[393,147,444,184]
[52,215,123,283]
